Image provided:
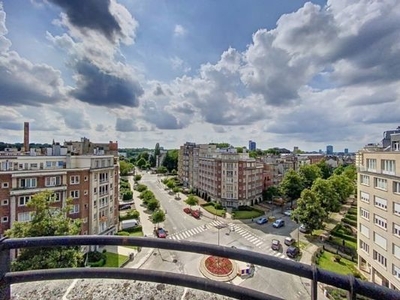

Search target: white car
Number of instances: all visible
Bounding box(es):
[284,210,292,217]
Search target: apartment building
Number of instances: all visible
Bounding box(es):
[357,132,400,290]
[0,154,119,237]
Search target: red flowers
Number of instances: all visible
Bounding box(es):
[204,256,233,275]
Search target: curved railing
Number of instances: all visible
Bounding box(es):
[0,236,399,300]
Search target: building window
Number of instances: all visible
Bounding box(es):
[360,240,369,253]
[393,265,400,280]
[1,199,9,206]
[373,250,387,268]
[18,196,31,206]
[374,196,387,211]
[394,244,400,260]
[360,191,370,203]
[360,208,370,220]
[374,177,387,191]
[374,214,387,230]
[69,204,79,214]
[99,172,108,183]
[53,192,61,202]
[19,178,37,188]
[45,176,61,187]
[70,175,80,185]
[1,182,9,188]
[18,212,33,222]
[382,160,395,175]
[1,216,8,223]
[394,203,400,216]
[367,159,377,171]
[70,190,79,199]
[373,232,387,250]
[360,175,370,186]
[394,223,400,238]
[94,187,97,194]
[360,224,370,238]
[99,197,108,208]
[394,182,400,194]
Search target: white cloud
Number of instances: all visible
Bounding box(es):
[174,24,187,37]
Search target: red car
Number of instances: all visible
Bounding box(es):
[155,228,167,238]
[183,207,191,214]
[191,210,200,219]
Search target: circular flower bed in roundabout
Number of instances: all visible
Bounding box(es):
[199,256,238,282]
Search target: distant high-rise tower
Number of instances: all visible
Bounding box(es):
[344,148,349,154]
[326,145,333,155]
[249,140,256,151]
[24,122,29,152]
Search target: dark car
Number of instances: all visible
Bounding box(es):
[271,239,281,251]
[286,246,300,258]
[155,228,167,238]
[118,204,132,211]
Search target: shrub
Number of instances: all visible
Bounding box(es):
[347,207,357,215]
[238,206,252,211]
[122,191,133,201]
[124,225,143,233]
[330,229,357,243]
[147,199,160,211]
[136,184,147,192]
[334,255,342,262]
[214,202,223,210]
[345,214,357,221]
[115,231,130,236]
[88,258,105,267]
[342,218,357,227]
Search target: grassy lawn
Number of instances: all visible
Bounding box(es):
[330,235,357,250]
[202,204,225,216]
[104,252,128,267]
[232,210,264,219]
[317,251,355,275]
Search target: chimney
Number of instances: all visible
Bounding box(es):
[24,122,29,152]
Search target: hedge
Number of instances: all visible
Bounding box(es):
[330,229,357,243]
[123,225,143,233]
[115,231,130,236]
[345,214,357,221]
[88,258,105,267]
[347,207,357,215]
[342,217,357,227]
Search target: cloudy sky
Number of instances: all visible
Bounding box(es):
[1,0,400,152]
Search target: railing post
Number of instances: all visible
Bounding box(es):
[0,238,10,300]
[347,275,356,300]
[311,264,318,300]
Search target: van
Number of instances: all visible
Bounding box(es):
[121,219,139,230]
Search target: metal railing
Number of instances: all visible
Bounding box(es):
[1,236,399,300]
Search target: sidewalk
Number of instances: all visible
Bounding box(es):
[299,243,329,300]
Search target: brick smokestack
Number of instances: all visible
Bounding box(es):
[24,122,29,152]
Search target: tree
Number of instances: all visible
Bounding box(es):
[134,174,142,182]
[185,195,199,209]
[162,150,179,172]
[236,147,243,153]
[122,190,133,201]
[154,143,161,157]
[157,166,168,174]
[6,191,83,271]
[147,198,160,211]
[280,170,304,207]
[292,189,327,233]
[311,178,341,213]
[262,186,280,202]
[328,174,354,203]
[149,154,156,168]
[119,160,134,176]
[343,164,357,183]
[136,158,147,169]
[298,164,322,189]
[316,160,333,179]
[210,143,230,148]
[152,209,166,227]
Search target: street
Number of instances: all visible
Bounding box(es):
[129,172,310,299]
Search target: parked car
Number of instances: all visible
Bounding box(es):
[155,228,167,238]
[299,224,310,233]
[272,219,285,228]
[286,246,300,258]
[183,207,191,214]
[283,210,292,217]
[284,237,295,246]
[271,239,281,251]
[118,204,132,211]
[191,210,200,219]
[256,217,268,225]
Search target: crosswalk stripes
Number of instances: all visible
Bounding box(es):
[167,219,226,240]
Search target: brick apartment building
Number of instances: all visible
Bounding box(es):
[0,153,119,237]
[178,143,263,208]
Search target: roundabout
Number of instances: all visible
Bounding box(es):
[199,255,238,282]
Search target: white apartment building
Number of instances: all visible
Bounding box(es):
[357,133,400,290]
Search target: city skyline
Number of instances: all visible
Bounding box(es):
[1,1,400,151]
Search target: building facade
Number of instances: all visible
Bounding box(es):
[326,145,334,155]
[357,133,400,290]
[249,140,257,151]
[0,154,119,237]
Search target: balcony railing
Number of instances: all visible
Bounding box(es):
[1,236,400,300]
